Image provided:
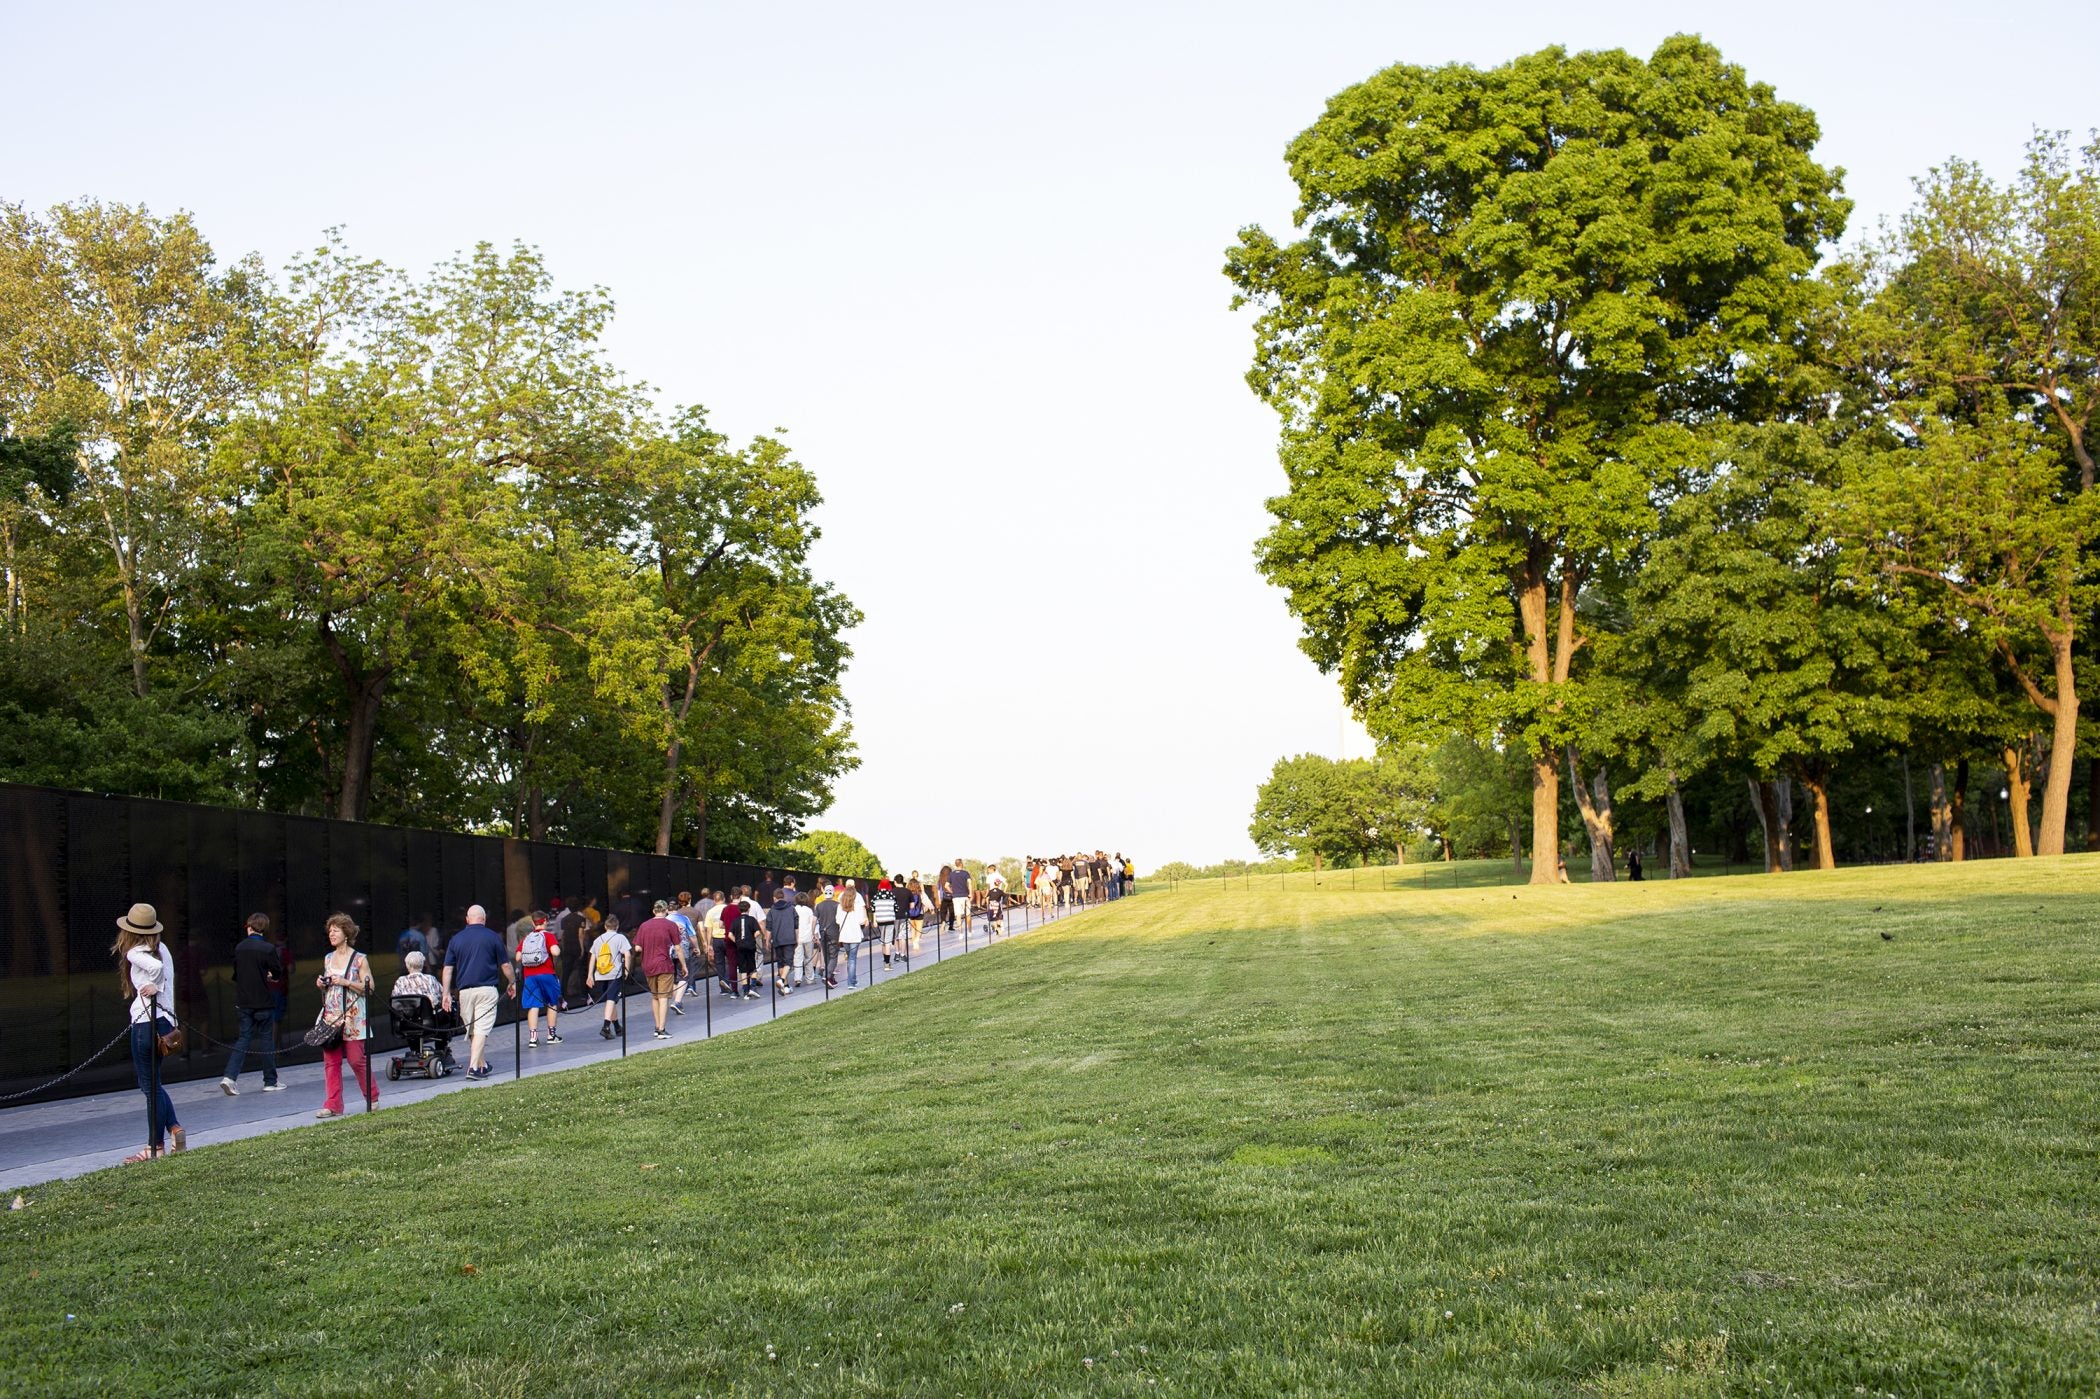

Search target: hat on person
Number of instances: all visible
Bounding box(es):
[878,879,892,891]
[116,903,162,936]
[405,950,427,971]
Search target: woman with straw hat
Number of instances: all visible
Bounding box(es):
[112,903,184,1163]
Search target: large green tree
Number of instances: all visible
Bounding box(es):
[1227,36,1847,882]
[1837,135,2100,856]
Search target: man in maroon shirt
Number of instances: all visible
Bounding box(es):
[631,900,688,1040]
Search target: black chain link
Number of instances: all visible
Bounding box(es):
[0,1023,137,1104]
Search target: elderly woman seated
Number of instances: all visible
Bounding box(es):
[391,950,443,1007]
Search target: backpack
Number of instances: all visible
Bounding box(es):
[520,928,550,967]
[734,912,758,950]
[592,938,615,978]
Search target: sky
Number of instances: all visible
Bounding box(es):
[5,1,2095,870]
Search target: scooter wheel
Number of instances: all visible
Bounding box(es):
[386,1061,400,1081]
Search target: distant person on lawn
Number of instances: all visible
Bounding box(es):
[515,910,562,1046]
[221,912,284,1096]
[587,915,631,1039]
[632,901,687,1039]
[441,905,516,1081]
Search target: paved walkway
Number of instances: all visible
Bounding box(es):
[0,896,1105,1192]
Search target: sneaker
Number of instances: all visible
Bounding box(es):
[219,1077,238,1096]
[600,1023,613,1039]
[261,1082,286,1093]
[745,991,759,1000]
[528,1036,539,1046]
[547,1033,562,1045]
[654,1030,670,1040]
[466,1066,491,1080]
[671,1003,684,1015]
[315,1109,341,1119]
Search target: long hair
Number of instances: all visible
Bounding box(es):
[112,926,160,998]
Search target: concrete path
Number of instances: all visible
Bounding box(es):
[0,895,1107,1192]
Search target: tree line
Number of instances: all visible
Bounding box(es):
[1227,35,2100,882]
[0,208,858,861]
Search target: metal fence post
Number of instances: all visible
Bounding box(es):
[619,981,627,1058]
[144,994,160,1155]
[512,1007,521,1080]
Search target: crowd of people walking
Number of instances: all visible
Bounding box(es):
[104,852,1136,1163]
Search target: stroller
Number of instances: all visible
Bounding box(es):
[388,994,462,1080]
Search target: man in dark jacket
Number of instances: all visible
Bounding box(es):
[221,913,284,1095]
[766,882,800,994]
[813,887,841,988]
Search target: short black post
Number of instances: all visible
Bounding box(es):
[619,981,628,1057]
[704,970,712,1039]
[145,992,161,1156]
[770,963,778,1020]
[963,916,971,955]
[935,916,941,962]
[512,1006,521,1080]
[902,926,910,974]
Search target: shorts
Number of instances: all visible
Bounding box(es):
[592,981,623,1005]
[950,895,972,922]
[458,985,499,1039]
[646,972,676,998]
[520,974,560,1010]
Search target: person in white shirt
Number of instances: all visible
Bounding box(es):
[113,903,183,1162]
[587,917,632,1039]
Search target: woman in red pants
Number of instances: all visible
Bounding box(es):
[314,913,377,1118]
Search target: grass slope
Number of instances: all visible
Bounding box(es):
[4,861,2098,1396]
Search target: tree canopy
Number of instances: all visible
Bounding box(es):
[0,206,857,860]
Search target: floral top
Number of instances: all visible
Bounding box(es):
[320,949,372,1042]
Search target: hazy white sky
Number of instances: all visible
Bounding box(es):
[6,2,2094,869]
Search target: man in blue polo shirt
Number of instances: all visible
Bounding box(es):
[441,904,516,1080]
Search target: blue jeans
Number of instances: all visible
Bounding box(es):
[130,1019,179,1149]
[223,1005,278,1086]
[846,944,859,986]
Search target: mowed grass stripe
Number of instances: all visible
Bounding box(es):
[3,860,2096,1396]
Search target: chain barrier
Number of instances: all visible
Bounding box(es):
[0,1023,138,1104]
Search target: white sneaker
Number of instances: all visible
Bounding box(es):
[261,1083,287,1093]
[219,1078,238,1096]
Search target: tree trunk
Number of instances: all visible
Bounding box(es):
[1566,745,1615,882]
[1951,759,1967,862]
[654,735,683,856]
[1902,754,1915,862]
[1665,775,1692,878]
[1508,815,1523,877]
[2004,743,2035,858]
[1396,839,1407,867]
[691,786,709,860]
[1529,749,1559,885]
[316,614,391,822]
[1930,764,1953,861]
[1801,772,1836,870]
[2036,633,2076,856]
[1748,777,1781,873]
[1518,559,1569,886]
[1773,780,1795,872]
[526,782,547,841]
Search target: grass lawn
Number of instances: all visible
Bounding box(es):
[4,859,2097,1396]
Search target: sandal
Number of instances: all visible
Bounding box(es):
[122,1147,162,1165]
[168,1126,186,1153]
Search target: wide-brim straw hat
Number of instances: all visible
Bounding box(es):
[116,903,163,936]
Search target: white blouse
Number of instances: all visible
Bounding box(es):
[127,943,175,1025]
